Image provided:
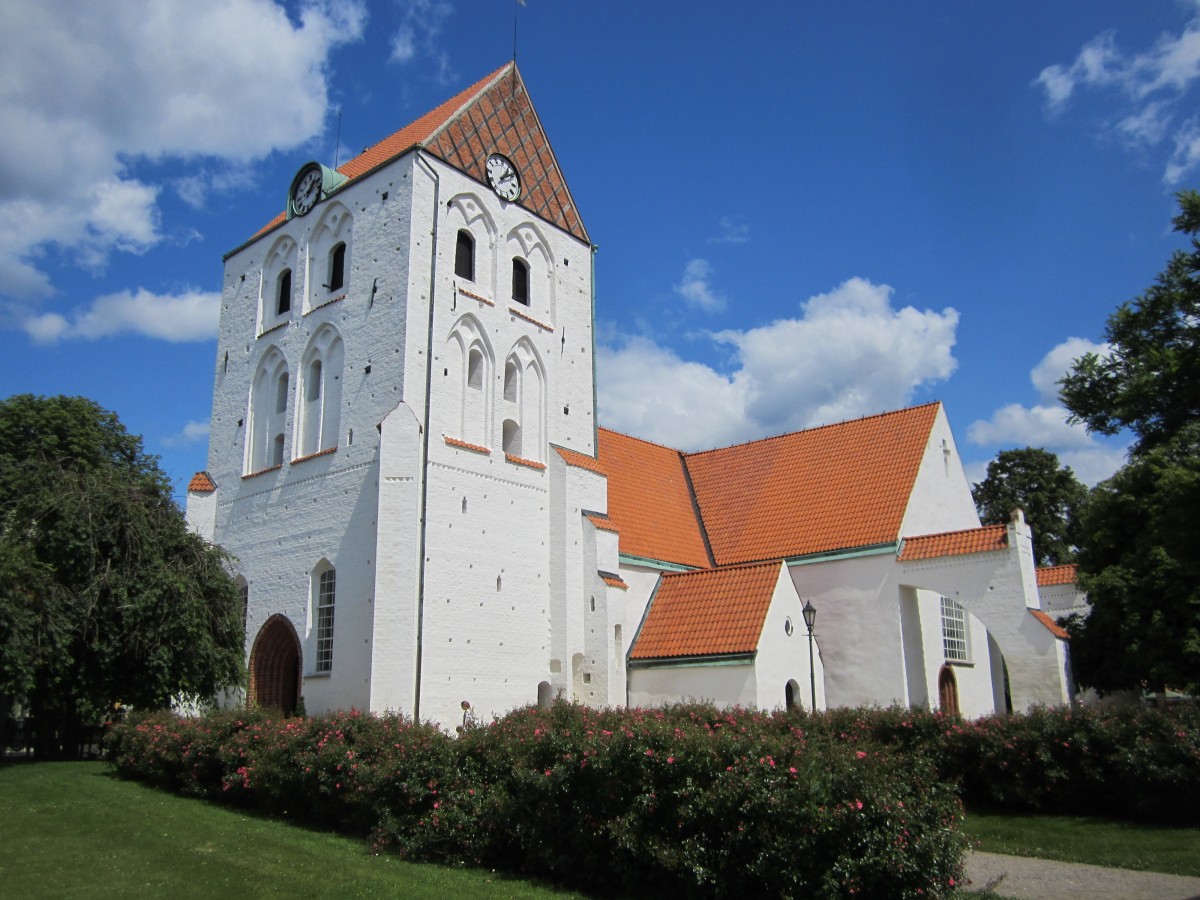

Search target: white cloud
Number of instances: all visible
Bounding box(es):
[1035,11,1200,182]
[163,420,211,447]
[390,0,455,76]
[599,277,959,450]
[966,338,1128,485]
[0,0,366,311]
[1029,336,1108,403]
[709,215,750,245]
[23,288,220,344]
[674,259,726,313]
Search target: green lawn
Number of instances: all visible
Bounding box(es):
[0,761,583,899]
[963,807,1200,877]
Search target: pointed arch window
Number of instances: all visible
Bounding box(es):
[467,348,484,390]
[327,242,346,292]
[512,258,529,305]
[297,326,344,459]
[504,360,519,401]
[455,230,475,281]
[277,269,292,315]
[248,351,290,473]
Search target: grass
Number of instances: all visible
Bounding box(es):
[0,761,583,899]
[963,807,1200,877]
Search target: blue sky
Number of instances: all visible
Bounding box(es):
[3,1,1198,496]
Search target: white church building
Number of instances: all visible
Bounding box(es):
[187,63,1074,728]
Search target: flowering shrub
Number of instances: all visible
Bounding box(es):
[795,704,1200,824]
[108,704,965,898]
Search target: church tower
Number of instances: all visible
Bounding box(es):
[189,64,623,726]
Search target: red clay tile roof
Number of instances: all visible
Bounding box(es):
[187,471,216,493]
[600,572,628,590]
[630,561,782,660]
[898,524,1008,561]
[685,404,941,565]
[586,513,619,534]
[1037,564,1078,586]
[254,63,588,244]
[598,429,712,569]
[555,445,605,475]
[1031,609,1070,640]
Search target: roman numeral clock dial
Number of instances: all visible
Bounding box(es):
[486,153,521,202]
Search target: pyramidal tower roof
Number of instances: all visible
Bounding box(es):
[256,62,588,244]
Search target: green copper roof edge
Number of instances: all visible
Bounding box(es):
[628,653,755,669]
[784,542,899,567]
[618,553,700,573]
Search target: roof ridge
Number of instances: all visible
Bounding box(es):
[597,426,682,454]
[681,402,942,460]
[905,521,1006,542]
[660,558,782,580]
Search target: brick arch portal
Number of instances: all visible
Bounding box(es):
[249,614,302,715]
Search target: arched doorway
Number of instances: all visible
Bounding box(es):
[785,679,801,711]
[249,615,301,715]
[938,666,960,717]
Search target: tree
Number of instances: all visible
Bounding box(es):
[1064,423,1200,696]
[972,447,1089,567]
[1060,190,1200,456]
[1060,191,1200,696]
[0,395,243,756]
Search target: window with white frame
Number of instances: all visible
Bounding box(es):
[315,566,336,673]
[940,596,970,663]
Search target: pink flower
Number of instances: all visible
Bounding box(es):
[856,751,867,759]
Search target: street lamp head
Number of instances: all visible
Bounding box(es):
[802,599,817,631]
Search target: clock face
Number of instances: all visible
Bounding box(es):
[486,153,520,201]
[290,165,322,216]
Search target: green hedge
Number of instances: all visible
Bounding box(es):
[108,704,966,898]
[813,705,1200,823]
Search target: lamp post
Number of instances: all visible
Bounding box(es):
[802,600,817,711]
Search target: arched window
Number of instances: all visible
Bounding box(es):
[277,269,292,315]
[248,349,289,473]
[314,564,336,674]
[467,348,484,390]
[504,360,519,401]
[327,242,346,292]
[503,418,522,457]
[512,258,529,305]
[455,230,475,280]
[297,326,344,458]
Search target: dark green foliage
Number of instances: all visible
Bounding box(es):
[0,394,243,756]
[1066,423,1200,696]
[972,447,1089,565]
[1060,190,1200,455]
[1058,193,1200,695]
[108,705,968,899]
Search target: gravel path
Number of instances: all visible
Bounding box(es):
[965,851,1200,899]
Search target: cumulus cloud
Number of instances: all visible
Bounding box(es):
[0,0,366,313]
[599,277,959,450]
[162,420,212,447]
[22,288,220,344]
[390,0,455,83]
[674,259,726,312]
[966,338,1128,485]
[1034,10,1200,182]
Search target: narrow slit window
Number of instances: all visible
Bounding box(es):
[327,243,346,292]
[512,258,529,305]
[277,268,292,315]
[315,568,336,673]
[467,348,484,390]
[455,230,475,280]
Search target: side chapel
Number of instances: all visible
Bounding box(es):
[187,63,1074,728]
